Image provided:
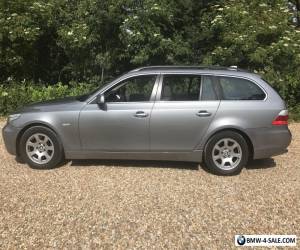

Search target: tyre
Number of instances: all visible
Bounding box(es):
[19,126,64,169]
[204,131,249,175]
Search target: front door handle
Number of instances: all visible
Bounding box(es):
[196,110,212,117]
[134,111,149,118]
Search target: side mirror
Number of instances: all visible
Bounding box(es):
[96,94,106,110]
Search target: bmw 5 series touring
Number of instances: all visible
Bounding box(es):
[2,66,292,175]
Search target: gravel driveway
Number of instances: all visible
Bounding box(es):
[0,120,299,249]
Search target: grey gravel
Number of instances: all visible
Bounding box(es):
[0,120,299,249]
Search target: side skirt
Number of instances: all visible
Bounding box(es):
[65,150,203,163]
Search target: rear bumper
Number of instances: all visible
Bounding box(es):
[246,126,292,159]
[2,122,21,156]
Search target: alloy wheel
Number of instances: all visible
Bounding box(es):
[25,133,54,164]
[212,138,242,170]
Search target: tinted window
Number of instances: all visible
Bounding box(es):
[219,77,266,100]
[105,75,156,102]
[201,76,217,100]
[161,75,201,101]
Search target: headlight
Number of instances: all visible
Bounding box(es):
[7,114,21,123]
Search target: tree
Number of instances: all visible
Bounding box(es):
[290,0,300,26]
[0,0,63,82]
[199,0,300,105]
[0,0,299,107]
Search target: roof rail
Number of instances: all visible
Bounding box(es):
[130,65,249,72]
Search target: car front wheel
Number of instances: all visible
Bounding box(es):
[19,126,64,169]
[204,131,249,175]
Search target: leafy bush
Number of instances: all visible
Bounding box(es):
[0,81,97,115]
[290,104,300,121]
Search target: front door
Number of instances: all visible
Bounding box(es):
[150,74,220,151]
[79,74,158,151]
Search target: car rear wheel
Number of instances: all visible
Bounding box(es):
[19,126,64,169]
[204,131,249,175]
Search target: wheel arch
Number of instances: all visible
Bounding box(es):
[16,122,63,157]
[203,127,254,160]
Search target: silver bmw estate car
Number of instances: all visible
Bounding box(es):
[2,66,292,175]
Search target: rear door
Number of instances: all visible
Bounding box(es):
[150,74,220,151]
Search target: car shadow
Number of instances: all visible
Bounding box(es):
[245,158,276,170]
[70,159,199,171]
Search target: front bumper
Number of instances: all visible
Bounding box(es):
[246,126,292,159]
[2,122,21,155]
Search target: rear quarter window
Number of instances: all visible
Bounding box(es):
[219,77,266,100]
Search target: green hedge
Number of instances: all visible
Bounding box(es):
[290,105,300,121]
[0,82,97,115]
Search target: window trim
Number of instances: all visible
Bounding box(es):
[215,75,268,101]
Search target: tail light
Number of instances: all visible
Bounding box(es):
[272,110,288,125]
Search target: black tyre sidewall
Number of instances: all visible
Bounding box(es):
[204,131,249,175]
[19,126,64,169]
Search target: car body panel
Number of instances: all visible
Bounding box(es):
[2,122,21,155]
[64,150,203,162]
[79,102,154,151]
[8,98,84,152]
[150,101,220,151]
[246,126,291,159]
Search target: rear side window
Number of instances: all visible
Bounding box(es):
[219,77,266,100]
[201,76,217,100]
[161,75,201,101]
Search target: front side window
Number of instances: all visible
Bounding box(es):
[219,77,266,100]
[105,75,156,102]
[161,75,201,101]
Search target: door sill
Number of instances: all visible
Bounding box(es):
[65,150,203,162]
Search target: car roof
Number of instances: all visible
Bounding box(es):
[128,65,259,78]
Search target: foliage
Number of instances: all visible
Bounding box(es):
[0,0,299,115]
[0,81,96,115]
[200,0,300,107]
[290,104,300,121]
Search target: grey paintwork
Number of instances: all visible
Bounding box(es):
[2,67,292,163]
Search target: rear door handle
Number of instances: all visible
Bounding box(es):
[196,110,212,117]
[134,111,149,118]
